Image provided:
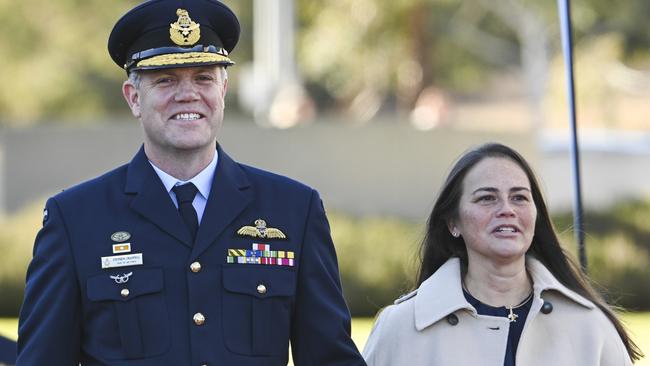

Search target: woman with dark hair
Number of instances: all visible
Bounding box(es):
[363,143,642,365]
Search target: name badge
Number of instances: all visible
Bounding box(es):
[101,253,143,269]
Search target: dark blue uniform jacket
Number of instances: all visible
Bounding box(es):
[0,335,16,364]
[17,146,365,366]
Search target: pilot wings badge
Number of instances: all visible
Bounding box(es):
[110,272,133,284]
[237,219,287,239]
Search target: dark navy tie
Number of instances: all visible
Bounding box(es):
[172,183,199,242]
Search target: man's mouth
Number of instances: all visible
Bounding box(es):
[172,112,202,121]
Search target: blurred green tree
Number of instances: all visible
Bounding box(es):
[0,0,647,124]
[0,0,251,125]
[296,0,649,124]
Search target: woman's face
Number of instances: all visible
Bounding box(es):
[451,157,537,264]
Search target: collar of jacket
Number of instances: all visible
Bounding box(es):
[123,143,252,249]
[413,256,595,331]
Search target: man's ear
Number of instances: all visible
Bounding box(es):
[122,80,141,118]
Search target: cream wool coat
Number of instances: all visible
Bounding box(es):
[363,257,632,366]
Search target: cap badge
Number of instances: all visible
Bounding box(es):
[237,219,287,239]
[170,8,200,46]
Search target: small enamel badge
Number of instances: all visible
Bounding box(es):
[111,231,131,242]
[112,243,131,254]
[237,219,287,239]
[169,8,200,46]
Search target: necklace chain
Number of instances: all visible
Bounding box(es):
[462,282,534,323]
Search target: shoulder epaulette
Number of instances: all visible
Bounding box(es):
[394,289,418,304]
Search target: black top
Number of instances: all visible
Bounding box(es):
[463,289,533,366]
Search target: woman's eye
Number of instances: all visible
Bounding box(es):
[476,195,495,202]
[512,194,529,202]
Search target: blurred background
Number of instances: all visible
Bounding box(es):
[0,0,649,356]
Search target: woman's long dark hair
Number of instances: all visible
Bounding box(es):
[416,142,642,362]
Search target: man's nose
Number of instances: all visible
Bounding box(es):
[174,79,199,101]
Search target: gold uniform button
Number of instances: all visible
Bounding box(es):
[120,288,130,298]
[193,312,206,326]
[257,284,267,294]
[190,261,202,273]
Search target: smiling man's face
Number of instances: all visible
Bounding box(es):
[123,65,227,159]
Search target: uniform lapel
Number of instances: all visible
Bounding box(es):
[192,145,252,257]
[125,146,194,247]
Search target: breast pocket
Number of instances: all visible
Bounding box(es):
[86,268,170,360]
[222,266,296,356]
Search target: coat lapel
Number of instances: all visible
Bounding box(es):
[414,258,473,331]
[526,257,594,309]
[414,256,596,332]
[192,146,253,257]
[125,146,194,247]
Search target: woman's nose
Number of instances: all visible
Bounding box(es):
[496,199,516,217]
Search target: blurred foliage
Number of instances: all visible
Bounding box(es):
[297,0,648,113]
[1,198,649,317]
[0,0,250,125]
[0,0,648,124]
[553,201,650,311]
[0,200,42,316]
[298,0,525,109]
[329,213,422,315]
[545,33,650,130]
[0,0,133,123]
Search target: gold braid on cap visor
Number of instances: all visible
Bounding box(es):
[135,52,233,68]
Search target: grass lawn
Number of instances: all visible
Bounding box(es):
[625,312,650,365]
[2,314,648,364]
[0,318,17,340]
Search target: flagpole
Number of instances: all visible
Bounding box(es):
[557,0,587,272]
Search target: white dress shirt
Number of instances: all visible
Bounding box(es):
[149,151,218,224]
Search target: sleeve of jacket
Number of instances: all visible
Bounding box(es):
[17,197,81,366]
[362,306,393,366]
[290,190,366,366]
[598,313,634,366]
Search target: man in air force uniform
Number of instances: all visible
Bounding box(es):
[17,1,365,365]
